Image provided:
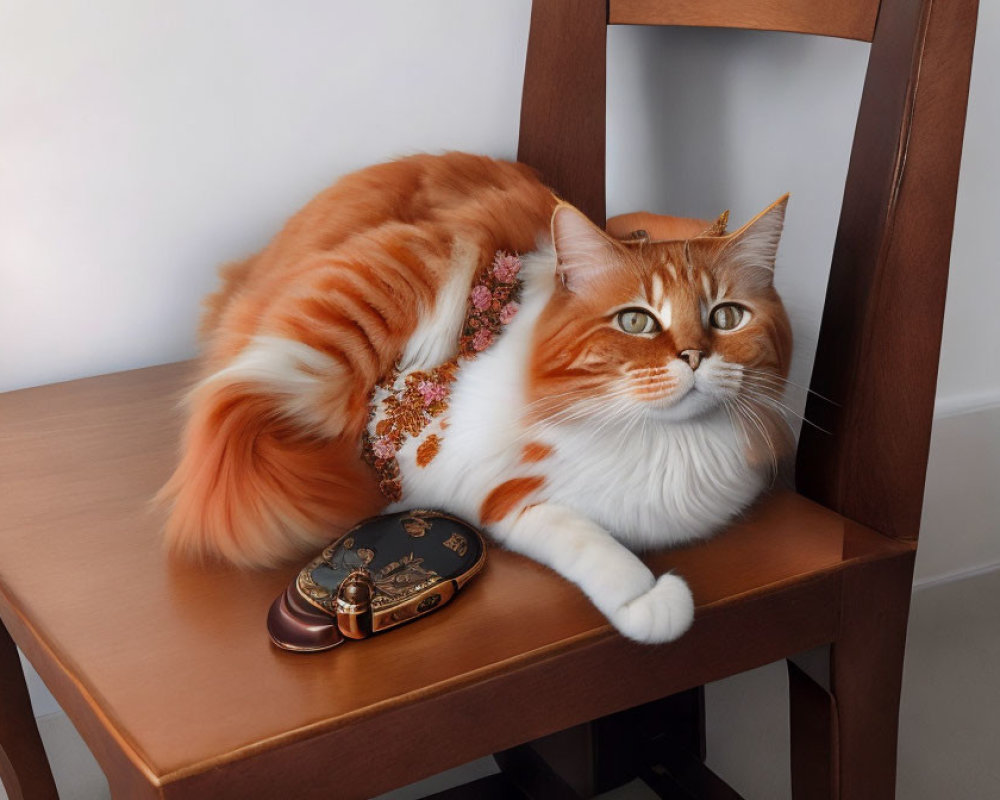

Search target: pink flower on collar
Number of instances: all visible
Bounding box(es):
[371,436,396,460]
[417,380,449,406]
[471,284,492,311]
[472,328,494,351]
[499,301,519,324]
[493,252,521,283]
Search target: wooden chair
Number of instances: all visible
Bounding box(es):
[0,0,977,798]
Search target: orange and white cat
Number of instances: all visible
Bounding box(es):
[160,152,792,643]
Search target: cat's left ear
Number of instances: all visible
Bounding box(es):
[551,203,620,292]
[714,194,788,290]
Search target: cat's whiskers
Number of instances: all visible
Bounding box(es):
[519,395,624,438]
[708,374,744,395]
[734,370,797,398]
[723,398,753,453]
[519,387,648,447]
[731,395,779,476]
[739,382,831,435]
[523,385,609,408]
[522,381,631,420]
[708,364,830,435]
[735,397,775,468]
[738,367,840,406]
[586,400,639,444]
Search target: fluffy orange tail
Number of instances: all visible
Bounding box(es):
[158,378,384,568]
[160,154,559,566]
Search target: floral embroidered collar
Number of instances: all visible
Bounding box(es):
[362,251,523,501]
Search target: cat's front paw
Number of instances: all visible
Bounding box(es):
[609,573,694,644]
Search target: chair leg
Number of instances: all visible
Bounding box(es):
[789,552,915,799]
[0,619,59,800]
[788,652,837,800]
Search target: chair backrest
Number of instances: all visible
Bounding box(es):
[518,0,979,542]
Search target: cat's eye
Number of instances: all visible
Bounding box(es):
[710,303,749,331]
[617,308,660,335]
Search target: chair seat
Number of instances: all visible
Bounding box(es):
[0,363,911,798]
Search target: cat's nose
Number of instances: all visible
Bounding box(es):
[679,349,703,370]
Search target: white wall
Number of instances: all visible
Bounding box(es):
[2,2,997,410]
[0,0,534,390]
[2,0,997,773]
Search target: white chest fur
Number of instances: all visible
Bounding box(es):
[538,415,764,549]
[389,250,764,550]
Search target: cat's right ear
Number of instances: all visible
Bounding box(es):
[551,204,619,292]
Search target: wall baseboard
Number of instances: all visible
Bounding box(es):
[916,401,1000,584]
[934,388,1000,419]
[913,559,1000,591]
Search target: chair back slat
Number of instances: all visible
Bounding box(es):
[795,0,979,540]
[518,0,608,223]
[609,0,880,42]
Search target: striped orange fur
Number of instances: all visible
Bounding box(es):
[161,153,557,566]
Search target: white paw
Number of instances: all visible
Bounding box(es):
[608,573,694,644]
[574,547,655,611]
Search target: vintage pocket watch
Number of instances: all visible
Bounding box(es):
[267,510,486,652]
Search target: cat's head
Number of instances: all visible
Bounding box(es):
[528,197,793,465]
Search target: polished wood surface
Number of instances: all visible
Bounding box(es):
[610,0,880,42]
[0,362,908,797]
[518,0,607,224]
